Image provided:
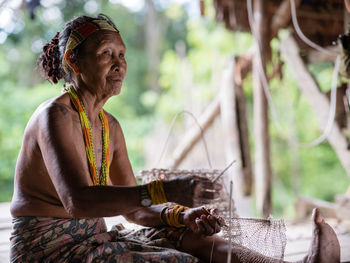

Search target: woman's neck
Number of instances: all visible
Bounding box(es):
[71,84,109,123]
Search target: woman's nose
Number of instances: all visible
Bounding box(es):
[112,62,119,72]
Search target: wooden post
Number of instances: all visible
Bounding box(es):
[220,59,243,194]
[253,0,272,217]
[234,58,253,197]
[145,0,161,91]
[220,58,254,216]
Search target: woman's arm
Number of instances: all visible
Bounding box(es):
[38,103,143,217]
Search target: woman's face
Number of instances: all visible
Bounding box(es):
[76,30,127,97]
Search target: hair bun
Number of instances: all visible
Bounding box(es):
[38,32,63,84]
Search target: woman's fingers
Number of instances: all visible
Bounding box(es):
[191,176,222,190]
[209,208,225,227]
[198,215,221,235]
[198,190,220,200]
[166,175,223,207]
[186,206,225,236]
[193,193,220,206]
[193,181,221,206]
[205,215,222,234]
[198,180,222,190]
[194,217,206,234]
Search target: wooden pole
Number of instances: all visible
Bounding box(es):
[220,59,244,195]
[220,58,252,200]
[253,0,272,217]
[145,0,161,92]
[234,58,253,197]
[220,58,254,216]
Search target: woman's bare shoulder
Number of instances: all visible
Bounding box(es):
[30,93,75,124]
[103,110,119,125]
[103,110,122,133]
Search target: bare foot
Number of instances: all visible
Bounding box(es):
[299,208,340,263]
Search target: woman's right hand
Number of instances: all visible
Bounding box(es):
[163,175,222,207]
[182,206,225,236]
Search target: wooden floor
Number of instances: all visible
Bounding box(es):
[0,202,349,262]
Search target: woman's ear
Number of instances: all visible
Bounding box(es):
[65,53,80,74]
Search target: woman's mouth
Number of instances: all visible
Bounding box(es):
[107,76,123,82]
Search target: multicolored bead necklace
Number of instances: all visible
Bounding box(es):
[67,87,110,185]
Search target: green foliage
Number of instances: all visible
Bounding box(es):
[0,83,60,201]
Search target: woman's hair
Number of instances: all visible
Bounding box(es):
[37,14,118,84]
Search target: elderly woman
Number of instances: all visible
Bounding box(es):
[10,14,340,263]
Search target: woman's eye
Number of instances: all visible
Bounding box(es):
[103,50,111,55]
[119,52,124,58]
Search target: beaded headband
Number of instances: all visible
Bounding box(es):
[62,19,119,72]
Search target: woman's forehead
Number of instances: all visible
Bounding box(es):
[83,30,125,49]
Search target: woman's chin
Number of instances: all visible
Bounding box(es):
[110,85,122,96]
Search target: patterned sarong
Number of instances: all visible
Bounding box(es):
[10,216,199,263]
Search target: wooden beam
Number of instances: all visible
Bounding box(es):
[271,0,302,38]
[306,46,338,64]
[280,35,350,176]
[253,0,272,218]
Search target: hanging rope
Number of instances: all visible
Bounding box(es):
[290,0,338,57]
[299,55,341,147]
[247,0,284,134]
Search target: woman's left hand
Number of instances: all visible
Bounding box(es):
[182,206,225,236]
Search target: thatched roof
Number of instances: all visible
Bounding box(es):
[212,0,344,49]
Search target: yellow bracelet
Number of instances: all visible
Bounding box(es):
[147,180,168,205]
[165,205,189,228]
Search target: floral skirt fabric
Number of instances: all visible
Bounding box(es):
[10,216,198,263]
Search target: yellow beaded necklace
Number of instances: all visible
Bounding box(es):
[67,87,110,185]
